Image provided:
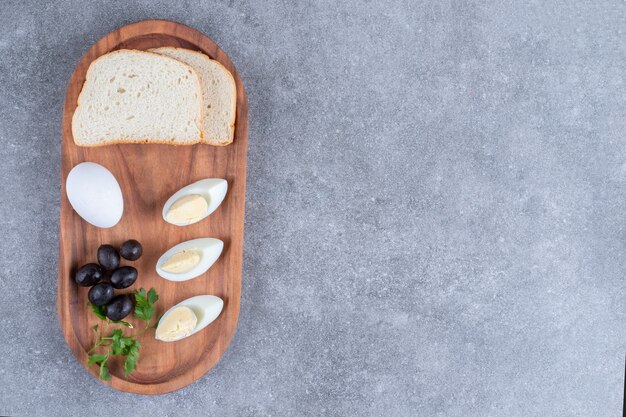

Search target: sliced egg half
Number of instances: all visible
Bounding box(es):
[162,179,228,226]
[155,295,224,342]
[156,238,223,281]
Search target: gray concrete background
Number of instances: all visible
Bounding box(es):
[0,0,624,415]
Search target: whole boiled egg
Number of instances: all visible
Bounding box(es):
[65,162,123,228]
[156,238,223,281]
[155,295,224,342]
[162,179,227,226]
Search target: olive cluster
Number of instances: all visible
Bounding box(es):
[74,240,143,320]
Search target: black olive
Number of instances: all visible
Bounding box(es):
[105,294,133,321]
[74,263,103,286]
[120,239,143,261]
[97,244,120,271]
[88,283,115,306]
[110,266,138,289]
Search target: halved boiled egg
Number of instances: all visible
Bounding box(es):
[156,238,223,281]
[163,179,227,226]
[155,295,224,342]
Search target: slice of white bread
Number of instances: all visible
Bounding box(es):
[150,47,236,146]
[72,49,203,146]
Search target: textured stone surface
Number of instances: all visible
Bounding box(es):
[0,1,624,415]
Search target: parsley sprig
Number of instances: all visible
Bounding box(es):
[87,288,159,381]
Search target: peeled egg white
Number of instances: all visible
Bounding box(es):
[156,238,223,281]
[156,295,224,342]
[65,162,123,228]
[162,179,227,226]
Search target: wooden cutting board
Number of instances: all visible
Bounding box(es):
[57,20,248,394]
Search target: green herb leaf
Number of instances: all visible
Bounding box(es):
[134,305,155,322]
[134,288,156,322]
[108,328,124,340]
[88,302,107,320]
[88,287,160,381]
[147,288,158,305]
[123,356,136,377]
[88,353,108,366]
[136,288,147,302]
[112,335,133,356]
[123,340,141,377]
[99,360,111,381]
[107,329,122,352]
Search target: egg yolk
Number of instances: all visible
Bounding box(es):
[155,306,198,342]
[165,194,208,224]
[160,249,201,274]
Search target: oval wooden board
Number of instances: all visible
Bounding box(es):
[57,20,248,395]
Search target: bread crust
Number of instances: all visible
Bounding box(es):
[73,139,203,147]
[72,49,205,146]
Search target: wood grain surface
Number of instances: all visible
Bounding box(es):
[57,20,248,395]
